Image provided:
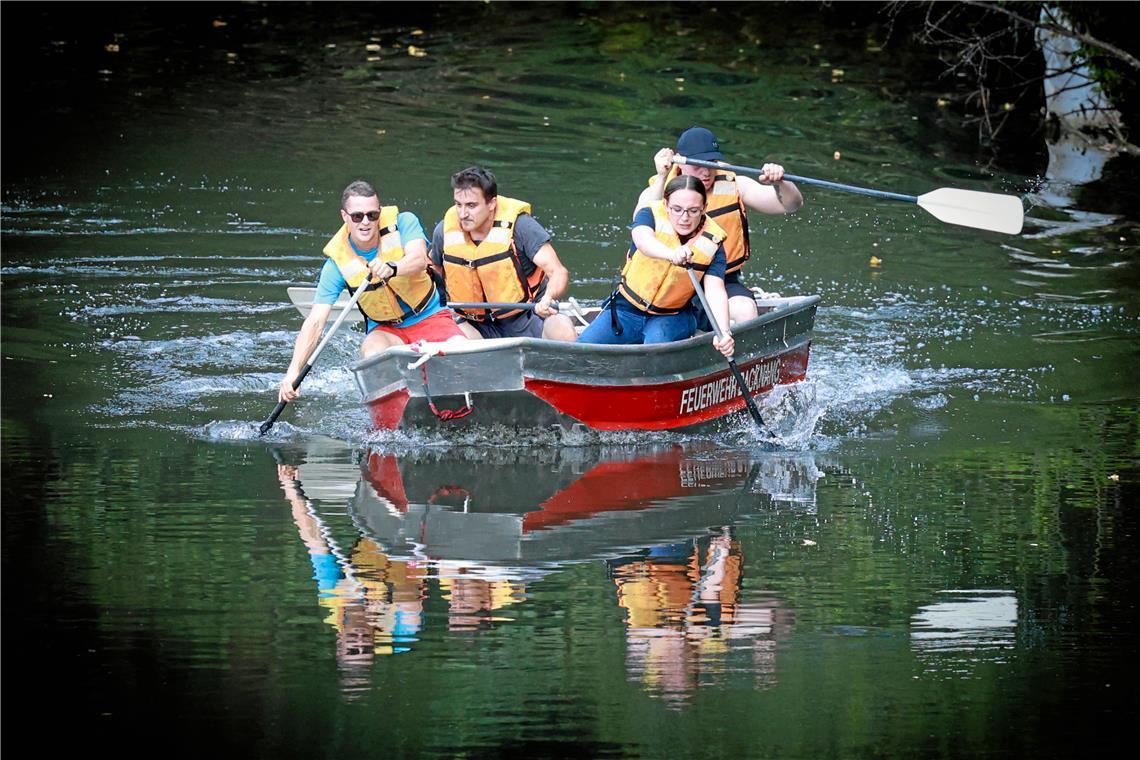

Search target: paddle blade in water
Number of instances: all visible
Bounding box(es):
[917,188,1024,235]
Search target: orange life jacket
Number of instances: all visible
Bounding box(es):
[618,201,728,315]
[322,206,436,325]
[440,197,543,322]
[650,166,749,274]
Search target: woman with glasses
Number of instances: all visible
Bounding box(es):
[638,126,804,326]
[576,175,735,358]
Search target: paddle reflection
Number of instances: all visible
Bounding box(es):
[276,441,820,697]
[910,589,1019,679]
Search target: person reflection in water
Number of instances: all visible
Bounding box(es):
[609,529,792,706]
[437,563,525,632]
[277,464,426,687]
[360,452,528,635]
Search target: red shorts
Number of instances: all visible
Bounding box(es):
[368,309,465,344]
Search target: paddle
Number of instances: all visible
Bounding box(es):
[674,156,1024,235]
[685,267,768,431]
[259,275,377,436]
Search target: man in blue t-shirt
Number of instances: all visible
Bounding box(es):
[278,181,465,404]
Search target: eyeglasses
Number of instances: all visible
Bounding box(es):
[667,206,703,218]
[346,210,381,223]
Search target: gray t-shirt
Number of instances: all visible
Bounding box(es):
[429,213,552,297]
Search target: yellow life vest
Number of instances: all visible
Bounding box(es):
[440,196,542,322]
[618,200,728,315]
[322,206,436,325]
[649,166,749,275]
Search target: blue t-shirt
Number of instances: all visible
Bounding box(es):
[314,211,442,330]
[629,206,727,279]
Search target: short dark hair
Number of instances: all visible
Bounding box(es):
[341,180,377,209]
[663,174,707,204]
[450,166,497,200]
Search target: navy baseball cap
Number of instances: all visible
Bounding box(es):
[676,126,723,161]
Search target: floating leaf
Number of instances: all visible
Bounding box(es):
[869,256,882,267]
[104,43,120,53]
[802,539,817,546]
[1109,473,1120,481]
[833,150,841,160]
[212,19,227,28]
[365,43,381,52]
[937,98,950,107]
[408,45,427,57]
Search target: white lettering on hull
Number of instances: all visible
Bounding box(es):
[678,358,781,416]
[678,458,750,488]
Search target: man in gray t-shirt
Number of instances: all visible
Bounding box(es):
[430,166,577,341]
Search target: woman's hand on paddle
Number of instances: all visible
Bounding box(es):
[654,147,676,177]
[670,245,693,266]
[713,331,735,359]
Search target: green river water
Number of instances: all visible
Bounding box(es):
[3,3,1137,757]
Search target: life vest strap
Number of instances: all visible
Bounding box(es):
[442,249,515,269]
[618,280,687,316]
[368,282,436,325]
[708,203,742,219]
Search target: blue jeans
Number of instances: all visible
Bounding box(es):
[577,296,696,345]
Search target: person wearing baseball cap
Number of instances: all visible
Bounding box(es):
[635,126,804,325]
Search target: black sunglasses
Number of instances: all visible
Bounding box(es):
[347,210,381,223]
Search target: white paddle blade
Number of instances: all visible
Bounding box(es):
[917,188,1024,234]
[287,286,363,322]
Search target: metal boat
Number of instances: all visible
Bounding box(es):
[287,287,819,431]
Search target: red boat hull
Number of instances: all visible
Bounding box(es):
[364,343,810,431]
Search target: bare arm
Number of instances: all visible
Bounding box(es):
[366,237,429,280]
[279,303,332,402]
[702,275,735,358]
[278,465,331,552]
[631,225,693,266]
[737,166,803,214]
[633,147,675,217]
[531,243,570,318]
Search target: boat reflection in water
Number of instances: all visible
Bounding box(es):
[277,440,821,699]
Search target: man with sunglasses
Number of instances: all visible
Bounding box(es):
[636,126,804,326]
[428,166,577,341]
[278,180,465,404]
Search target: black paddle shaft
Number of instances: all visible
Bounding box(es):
[259,274,383,437]
[677,156,918,203]
[685,268,767,430]
[258,363,314,436]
